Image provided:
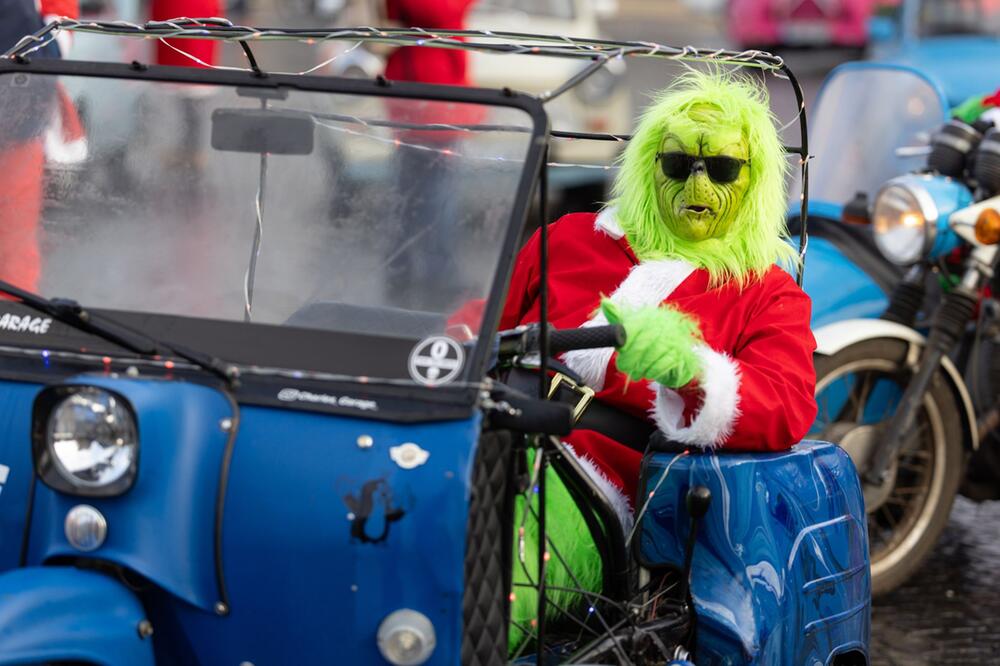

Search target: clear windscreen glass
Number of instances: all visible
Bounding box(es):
[0,70,536,373]
[789,66,947,212]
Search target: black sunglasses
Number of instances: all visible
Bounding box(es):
[656,152,748,184]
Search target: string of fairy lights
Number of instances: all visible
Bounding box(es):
[3,18,805,174]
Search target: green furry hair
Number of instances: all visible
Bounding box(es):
[608,68,798,287]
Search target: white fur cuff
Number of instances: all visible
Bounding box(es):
[650,346,741,449]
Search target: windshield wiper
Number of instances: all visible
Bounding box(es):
[0,279,240,386]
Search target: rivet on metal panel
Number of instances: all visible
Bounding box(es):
[137,620,154,639]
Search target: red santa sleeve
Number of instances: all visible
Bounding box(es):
[446,227,541,333]
[650,269,817,451]
[498,228,541,330]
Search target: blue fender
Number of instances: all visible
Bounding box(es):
[0,566,154,666]
[786,233,890,328]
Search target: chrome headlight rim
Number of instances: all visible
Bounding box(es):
[32,385,140,498]
[872,176,940,266]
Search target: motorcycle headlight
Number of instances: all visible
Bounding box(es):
[872,175,973,265]
[34,387,139,497]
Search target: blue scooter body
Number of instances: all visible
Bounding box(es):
[640,442,870,665]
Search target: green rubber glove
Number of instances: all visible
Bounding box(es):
[601,298,702,388]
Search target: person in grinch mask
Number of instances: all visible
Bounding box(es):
[501,69,817,649]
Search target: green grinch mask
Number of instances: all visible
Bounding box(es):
[610,70,797,287]
[654,110,750,241]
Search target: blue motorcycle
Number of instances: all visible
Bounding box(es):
[797,61,1000,595]
[0,19,870,665]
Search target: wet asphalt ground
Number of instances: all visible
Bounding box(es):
[870,497,1000,665]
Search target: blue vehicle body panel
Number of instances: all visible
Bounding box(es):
[0,380,41,571]
[788,235,888,327]
[639,441,870,665]
[0,372,483,664]
[167,404,483,665]
[0,566,154,666]
[26,376,234,612]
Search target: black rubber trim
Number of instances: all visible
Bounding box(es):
[212,390,240,613]
[462,430,515,666]
[17,468,36,567]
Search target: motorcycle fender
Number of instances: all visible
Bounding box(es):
[814,318,979,450]
[0,567,154,666]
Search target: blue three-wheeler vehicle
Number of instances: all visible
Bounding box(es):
[0,19,869,665]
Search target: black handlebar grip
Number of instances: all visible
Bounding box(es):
[489,394,573,436]
[548,325,626,354]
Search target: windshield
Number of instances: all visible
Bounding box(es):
[792,65,947,210]
[0,69,539,381]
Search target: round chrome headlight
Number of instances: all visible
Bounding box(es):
[872,175,974,265]
[872,182,931,265]
[40,387,138,496]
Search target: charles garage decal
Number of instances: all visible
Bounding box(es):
[0,313,52,335]
[277,388,379,412]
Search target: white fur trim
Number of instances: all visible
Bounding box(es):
[595,207,624,238]
[562,259,696,391]
[650,346,741,449]
[564,443,634,533]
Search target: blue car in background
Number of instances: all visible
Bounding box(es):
[867,0,1000,106]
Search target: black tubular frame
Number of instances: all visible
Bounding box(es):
[5,18,810,282]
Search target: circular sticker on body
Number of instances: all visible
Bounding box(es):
[408,336,464,387]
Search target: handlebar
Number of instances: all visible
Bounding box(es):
[548,325,626,354]
[496,323,626,360]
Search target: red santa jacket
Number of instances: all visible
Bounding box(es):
[501,210,818,511]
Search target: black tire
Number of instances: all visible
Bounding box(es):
[462,431,516,666]
[814,338,965,596]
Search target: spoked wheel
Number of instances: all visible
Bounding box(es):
[467,435,690,666]
[813,338,964,596]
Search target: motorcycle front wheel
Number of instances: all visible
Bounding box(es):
[813,338,964,596]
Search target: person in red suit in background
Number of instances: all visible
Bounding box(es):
[384,0,476,86]
[0,0,79,293]
[381,0,481,311]
[150,0,222,69]
[149,0,223,176]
